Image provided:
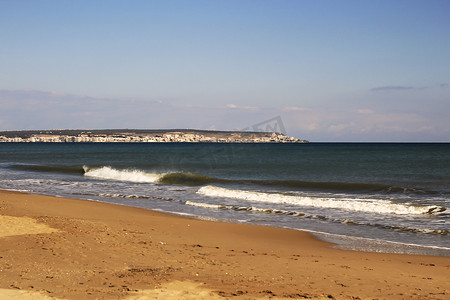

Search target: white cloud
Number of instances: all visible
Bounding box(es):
[306,123,319,131]
[370,86,423,92]
[282,106,310,112]
[1,89,449,141]
[225,103,259,111]
[282,105,449,141]
[328,123,352,133]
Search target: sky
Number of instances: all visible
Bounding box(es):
[1,0,449,141]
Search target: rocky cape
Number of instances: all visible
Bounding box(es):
[0,129,308,143]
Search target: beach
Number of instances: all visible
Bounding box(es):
[0,189,449,299]
[1,143,448,253]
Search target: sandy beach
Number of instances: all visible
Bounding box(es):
[0,189,448,299]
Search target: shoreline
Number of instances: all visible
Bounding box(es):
[310,229,450,257]
[134,207,450,258]
[15,187,450,258]
[1,189,449,299]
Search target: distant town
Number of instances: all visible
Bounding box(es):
[0,129,308,143]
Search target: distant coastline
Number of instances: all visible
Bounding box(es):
[0,129,308,143]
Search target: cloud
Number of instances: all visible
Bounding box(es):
[0,89,169,130]
[0,89,268,132]
[225,104,259,111]
[356,109,374,114]
[282,105,450,141]
[1,89,449,141]
[370,86,419,92]
[370,83,450,92]
[327,123,354,133]
[282,106,310,112]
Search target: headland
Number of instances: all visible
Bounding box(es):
[0,129,307,143]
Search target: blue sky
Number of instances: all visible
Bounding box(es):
[1,0,449,141]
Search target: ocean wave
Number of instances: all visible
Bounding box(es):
[185,200,449,235]
[158,172,228,185]
[6,164,86,175]
[83,166,162,183]
[96,193,173,201]
[156,173,442,194]
[252,180,439,194]
[185,200,307,216]
[196,186,446,215]
[366,222,449,235]
[5,164,442,195]
[82,167,228,185]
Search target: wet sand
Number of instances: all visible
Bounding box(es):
[0,189,449,299]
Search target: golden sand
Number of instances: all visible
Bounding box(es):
[0,190,449,299]
[0,216,60,238]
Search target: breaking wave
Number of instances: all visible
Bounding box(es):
[83,166,162,183]
[185,200,449,235]
[5,164,443,195]
[96,193,174,201]
[185,200,308,216]
[196,186,446,215]
[83,167,227,185]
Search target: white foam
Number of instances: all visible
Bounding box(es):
[185,200,309,217]
[185,201,225,209]
[197,186,445,215]
[84,166,162,183]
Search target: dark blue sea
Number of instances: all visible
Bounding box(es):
[0,143,448,255]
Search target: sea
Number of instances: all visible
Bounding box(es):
[0,142,448,256]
